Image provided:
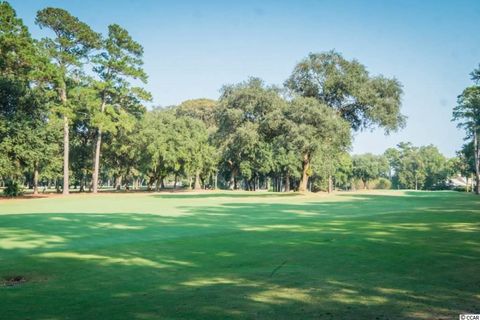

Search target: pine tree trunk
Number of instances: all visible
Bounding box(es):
[60,84,69,195]
[116,176,122,190]
[472,173,475,193]
[328,175,333,193]
[229,175,234,190]
[214,171,218,190]
[92,128,102,193]
[62,114,69,194]
[33,165,39,195]
[78,176,81,191]
[285,173,290,192]
[194,170,201,190]
[132,178,136,190]
[161,176,165,189]
[188,176,192,189]
[92,100,106,193]
[475,131,480,195]
[298,154,310,192]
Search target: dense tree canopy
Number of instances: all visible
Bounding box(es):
[352,154,389,189]
[0,1,61,194]
[285,51,406,133]
[284,97,350,191]
[0,1,466,195]
[215,78,282,190]
[176,98,218,130]
[384,143,451,190]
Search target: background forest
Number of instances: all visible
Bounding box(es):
[0,1,477,196]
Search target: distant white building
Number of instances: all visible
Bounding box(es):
[448,175,474,189]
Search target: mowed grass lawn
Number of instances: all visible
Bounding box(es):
[0,191,479,320]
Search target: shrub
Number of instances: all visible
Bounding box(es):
[311,180,326,192]
[352,179,374,190]
[3,180,23,197]
[351,178,392,190]
[375,178,392,190]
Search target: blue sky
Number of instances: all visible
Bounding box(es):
[9,0,480,156]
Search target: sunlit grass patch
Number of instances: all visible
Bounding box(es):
[0,191,479,319]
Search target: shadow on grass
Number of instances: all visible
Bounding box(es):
[0,192,479,319]
[151,192,302,199]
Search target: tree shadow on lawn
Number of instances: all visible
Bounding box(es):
[0,192,479,319]
[152,192,302,199]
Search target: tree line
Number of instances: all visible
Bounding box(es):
[0,2,469,195]
[354,143,458,191]
[453,65,480,194]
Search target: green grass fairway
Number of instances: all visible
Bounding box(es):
[0,191,479,319]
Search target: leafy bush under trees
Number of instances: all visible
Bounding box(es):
[3,180,23,197]
[375,178,392,190]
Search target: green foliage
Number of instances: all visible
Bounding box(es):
[215,78,283,188]
[3,179,23,197]
[352,177,391,190]
[375,177,392,189]
[453,86,480,139]
[285,50,406,133]
[34,6,102,194]
[91,23,150,134]
[176,98,218,130]
[452,65,480,194]
[88,23,150,191]
[0,2,419,193]
[286,97,351,160]
[455,142,475,177]
[333,152,353,189]
[470,64,480,85]
[35,7,100,69]
[352,154,389,189]
[0,1,62,185]
[134,109,213,190]
[385,142,450,190]
[0,1,39,77]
